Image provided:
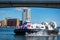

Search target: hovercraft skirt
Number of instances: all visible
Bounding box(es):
[14,29,41,35]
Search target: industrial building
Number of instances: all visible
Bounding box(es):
[0,20,5,27]
[6,18,20,27]
[22,8,30,24]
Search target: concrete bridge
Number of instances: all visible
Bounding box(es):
[0,0,60,8]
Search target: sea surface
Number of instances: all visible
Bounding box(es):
[0,27,60,40]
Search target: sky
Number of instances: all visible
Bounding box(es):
[0,7,60,26]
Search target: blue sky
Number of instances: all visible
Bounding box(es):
[0,7,60,26]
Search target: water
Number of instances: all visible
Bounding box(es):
[0,28,60,40]
[26,30,48,36]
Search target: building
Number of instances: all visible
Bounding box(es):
[6,18,19,27]
[0,20,5,27]
[22,8,30,24]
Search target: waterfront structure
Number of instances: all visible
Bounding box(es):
[0,20,5,27]
[6,18,20,27]
[22,8,30,24]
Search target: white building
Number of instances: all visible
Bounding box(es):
[22,7,30,24]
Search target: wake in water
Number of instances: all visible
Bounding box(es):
[25,30,59,36]
[25,27,58,40]
[25,30,49,36]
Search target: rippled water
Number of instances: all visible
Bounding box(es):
[0,28,60,40]
[0,34,59,40]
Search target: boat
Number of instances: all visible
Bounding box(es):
[14,23,44,35]
[46,21,59,35]
[14,21,59,35]
[14,8,59,35]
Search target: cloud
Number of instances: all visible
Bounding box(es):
[15,7,29,11]
[15,7,22,11]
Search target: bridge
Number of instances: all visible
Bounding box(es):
[0,0,60,8]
